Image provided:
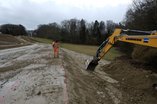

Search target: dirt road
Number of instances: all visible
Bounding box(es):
[0,44,67,104]
[0,44,123,104]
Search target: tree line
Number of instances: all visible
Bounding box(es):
[35,19,120,45]
[0,19,120,45]
[0,24,27,36]
[125,0,157,30]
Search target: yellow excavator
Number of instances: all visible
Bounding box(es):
[87,28,157,71]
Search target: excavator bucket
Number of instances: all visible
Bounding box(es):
[86,58,99,71]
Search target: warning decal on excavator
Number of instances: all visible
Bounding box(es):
[143,38,149,43]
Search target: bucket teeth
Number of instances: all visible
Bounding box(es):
[86,59,98,71]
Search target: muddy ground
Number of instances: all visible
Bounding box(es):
[0,44,157,104]
[101,57,157,104]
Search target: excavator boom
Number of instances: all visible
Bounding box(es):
[86,28,157,71]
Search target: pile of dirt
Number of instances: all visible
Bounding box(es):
[0,34,21,45]
[0,34,32,49]
[132,45,157,68]
[101,57,157,104]
[19,36,38,43]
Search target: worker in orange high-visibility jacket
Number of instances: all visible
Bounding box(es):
[52,40,60,58]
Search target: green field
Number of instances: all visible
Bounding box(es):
[31,37,52,44]
[32,37,122,61]
[61,43,122,61]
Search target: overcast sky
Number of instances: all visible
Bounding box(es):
[0,0,132,29]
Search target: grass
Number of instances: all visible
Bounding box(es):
[30,37,122,61]
[61,43,122,61]
[104,47,122,61]
[61,43,98,56]
[31,37,52,44]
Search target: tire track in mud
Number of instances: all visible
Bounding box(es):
[0,44,68,104]
[0,44,44,80]
[62,48,122,104]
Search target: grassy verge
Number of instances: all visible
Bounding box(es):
[31,37,52,44]
[61,43,122,61]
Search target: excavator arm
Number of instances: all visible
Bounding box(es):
[87,28,157,71]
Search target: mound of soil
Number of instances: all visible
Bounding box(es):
[101,57,157,104]
[0,34,32,49]
[19,36,37,43]
[0,34,21,45]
